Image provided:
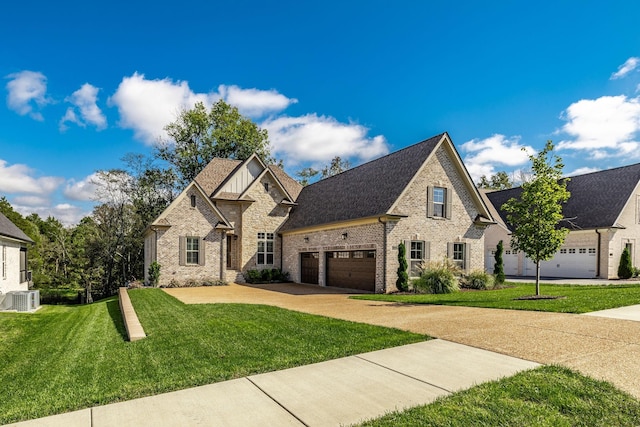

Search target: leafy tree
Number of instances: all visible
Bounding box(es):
[618,247,634,279]
[494,240,505,285]
[296,167,319,186]
[477,171,513,190]
[321,156,350,179]
[156,100,271,187]
[502,141,570,296]
[396,242,409,292]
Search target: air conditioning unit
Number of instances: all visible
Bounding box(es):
[12,290,40,312]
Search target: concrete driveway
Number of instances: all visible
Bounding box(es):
[166,283,640,399]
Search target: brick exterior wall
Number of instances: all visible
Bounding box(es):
[151,187,225,287]
[282,222,385,292]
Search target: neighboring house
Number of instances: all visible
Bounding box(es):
[484,163,640,279]
[0,212,34,310]
[145,132,495,292]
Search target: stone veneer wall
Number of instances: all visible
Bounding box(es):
[282,222,386,292]
[154,187,224,286]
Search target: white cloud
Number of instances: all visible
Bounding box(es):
[109,73,216,144]
[263,114,389,165]
[218,84,297,117]
[63,173,103,201]
[460,134,535,181]
[60,83,107,130]
[611,57,640,80]
[0,159,63,195]
[557,95,640,158]
[565,166,600,177]
[12,195,51,207]
[5,70,51,120]
[109,73,299,145]
[13,203,89,226]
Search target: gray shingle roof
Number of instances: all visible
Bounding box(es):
[280,133,445,232]
[485,162,640,230]
[0,212,32,243]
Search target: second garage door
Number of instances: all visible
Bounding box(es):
[326,250,376,292]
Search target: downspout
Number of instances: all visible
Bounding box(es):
[595,229,601,278]
[378,217,387,294]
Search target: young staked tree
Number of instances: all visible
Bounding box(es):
[502,141,570,296]
[396,242,409,292]
[494,240,505,285]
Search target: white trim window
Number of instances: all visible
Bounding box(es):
[433,187,446,217]
[186,237,200,265]
[409,241,425,277]
[257,232,274,265]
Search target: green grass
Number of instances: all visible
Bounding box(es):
[359,366,640,426]
[352,282,640,313]
[0,289,425,424]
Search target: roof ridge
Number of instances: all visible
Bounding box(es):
[565,162,640,178]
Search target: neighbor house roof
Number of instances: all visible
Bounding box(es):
[280,133,446,232]
[0,212,33,243]
[485,162,640,231]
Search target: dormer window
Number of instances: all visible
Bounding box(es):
[263,182,269,192]
[190,195,196,207]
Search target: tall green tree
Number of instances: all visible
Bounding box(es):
[494,240,505,285]
[321,156,350,179]
[477,171,513,190]
[156,100,271,187]
[502,141,570,296]
[618,247,634,279]
[396,242,409,292]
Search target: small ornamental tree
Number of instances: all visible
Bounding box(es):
[148,261,161,287]
[396,242,409,292]
[494,240,505,285]
[502,141,570,296]
[618,247,633,279]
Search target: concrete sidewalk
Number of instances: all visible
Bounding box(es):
[584,304,640,321]
[8,340,538,427]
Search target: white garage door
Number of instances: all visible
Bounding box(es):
[485,248,518,276]
[538,247,597,278]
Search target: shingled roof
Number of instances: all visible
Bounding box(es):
[485,162,640,231]
[280,133,446,232]
[0,212,33,243]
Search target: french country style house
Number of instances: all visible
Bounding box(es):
[144,132,495,292]
[483,163,640,279]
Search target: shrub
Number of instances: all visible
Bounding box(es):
[244,268,290,283]
[261,268,273,282]
[412,261,459,294]
[161,278,181,288]
[634,267,640,278]
[244,269,262,283]
[396,242,409,292]
[494,240,505,285]
[618,247,634,279]
[461,270,495,290]
[202,278,228,286]
[148,261,161,287]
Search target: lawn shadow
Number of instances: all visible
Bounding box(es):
[106,298,128,341]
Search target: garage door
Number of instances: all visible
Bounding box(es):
[300,252,319,284]
[326,250,376,292]
[485,248,518,276]
[539,247,597,278]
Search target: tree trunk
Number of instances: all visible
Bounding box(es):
[535,260,541,296]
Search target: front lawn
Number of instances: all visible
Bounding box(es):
[0,289,425,424]
[359,365,640,426]
[352,282,640,313]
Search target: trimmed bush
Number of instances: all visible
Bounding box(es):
[494,240,505,285]
[412,262,459,294]
[461,270,495,290]
[244,268,290,284]
[396,242,409,292]
[148,261,161,287]
[618,247,634,279]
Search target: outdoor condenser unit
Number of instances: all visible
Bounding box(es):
[12,290,40,312]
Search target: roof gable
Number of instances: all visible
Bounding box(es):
[485,162,640,230]
[194,158,242,197]
[281,132,491,232]
[0,212,32,243]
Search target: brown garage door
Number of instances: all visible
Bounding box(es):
[300,252,319,284]
[326,250,376,292]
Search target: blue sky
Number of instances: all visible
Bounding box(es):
[2,1,640,224]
